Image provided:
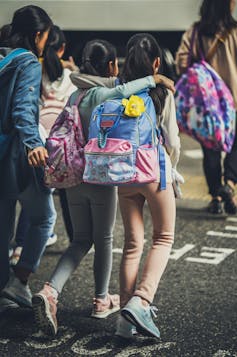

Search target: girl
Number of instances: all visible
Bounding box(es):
[0,6,55,309]
[116,33,181,339]
[176,0,237,215]
[10,25,77,262]
[32,38,174,336]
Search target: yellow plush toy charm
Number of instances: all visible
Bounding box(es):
[122,95,146,117]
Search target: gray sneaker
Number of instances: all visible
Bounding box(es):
[0,297,19,313]
[2,275,32,308]
[121,296,160,339]
[115,315,137,339]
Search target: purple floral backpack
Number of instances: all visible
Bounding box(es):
[44,91,86,188]
[175,26,236,152]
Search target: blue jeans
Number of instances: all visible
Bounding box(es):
[0,180,56,290]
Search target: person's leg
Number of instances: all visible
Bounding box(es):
[134,183,175,303]
[48,185,93,293]
[15,207,30,248]
[58,188,73,242]
[201,146,223,213]
[0,199,17,290]
[202,146,222,197]
[2,181,56,307]
[118,186,145,308]
[222,126,237,213]
[121,183,175,339]
[90,185,119,318]
[32,184,93,336]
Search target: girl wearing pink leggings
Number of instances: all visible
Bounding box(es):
[116,33,181,339]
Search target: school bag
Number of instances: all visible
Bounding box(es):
[175,26,236,153]
[44,91,87,189]
[83,90,166,189]
[0,48,29,160]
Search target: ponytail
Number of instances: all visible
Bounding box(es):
[43,25,65,82]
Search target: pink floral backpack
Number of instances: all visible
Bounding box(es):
[175,26,236,152]
[44,91,86,188]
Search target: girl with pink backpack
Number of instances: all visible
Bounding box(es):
[32,38,175,336]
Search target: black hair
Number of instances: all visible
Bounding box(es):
[43,25,66,82]
[6,5,52,56]
[121,33,167,115]
[0,24,12,46]
[198,0,237,36]
[80,39,117,77]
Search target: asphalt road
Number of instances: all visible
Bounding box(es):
[0,135,236,357]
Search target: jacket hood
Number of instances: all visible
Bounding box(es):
[70,71,117,89]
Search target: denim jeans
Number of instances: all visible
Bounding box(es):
[0,180,56,290]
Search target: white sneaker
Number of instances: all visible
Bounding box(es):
[115,315,137,339]
[2,274,32,308]
[46,233,57,247]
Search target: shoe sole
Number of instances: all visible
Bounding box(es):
[91,305,120,319]
[121,309,160,339]
[1,290,32,308]
[32,294,57,336]
[46,236,58,247]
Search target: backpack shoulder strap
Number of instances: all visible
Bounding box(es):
[0,48,29,71]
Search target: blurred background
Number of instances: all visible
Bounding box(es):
[2,0,233,74]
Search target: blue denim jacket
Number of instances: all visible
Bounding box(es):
[0,47,43,148]
[0,48,48,198]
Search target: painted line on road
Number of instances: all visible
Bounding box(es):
[207,231,237,239]
[183,149,203,159]
[225,225,237,231]
[186,247,235,265]
[226,217,237,223]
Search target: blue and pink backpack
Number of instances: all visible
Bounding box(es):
[175,26,236,152]
[83,90,166,189]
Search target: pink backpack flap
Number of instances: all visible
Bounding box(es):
[44,91,87,189]
[175,27,236,153]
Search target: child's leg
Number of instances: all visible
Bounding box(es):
[134,182,175,303]
[118,187,145,308]
[91,185,117,299]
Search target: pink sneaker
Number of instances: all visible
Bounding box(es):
[32,283,58,336]
[91,293,120,319]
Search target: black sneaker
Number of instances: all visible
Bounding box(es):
[207,198,223,214]
[219,184,237,214]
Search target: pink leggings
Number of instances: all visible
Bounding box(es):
[118,183,175,306]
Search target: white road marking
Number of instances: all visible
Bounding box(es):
[24,327,76,349]
[170,244,195,260]
[0,339,9,345]
[225,225,237,231]
[114,342,176,357]
[186,247,235,265]
[226,217,237,223]
[183,149,203,159]
[213,350,237,357]
[207,231,237,239]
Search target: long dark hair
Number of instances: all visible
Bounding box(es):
[6,5,52,56]
[80,39,117,77]
[0,24,12,46]
[43,25,66,82]
[198,0,237,36]
[121,33,167,115]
